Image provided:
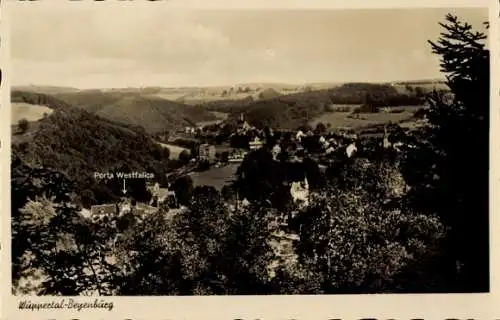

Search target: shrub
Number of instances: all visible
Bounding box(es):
[413,108,427,119]
[352,104,379,114]
[389,108,405,114]
[196,160,211,172]
[178,150,191,165]
[314,122,327,134]
[18,118,29,134]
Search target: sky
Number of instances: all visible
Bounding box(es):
[9,6,488,89]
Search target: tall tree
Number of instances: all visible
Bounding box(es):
[172,175,194,206]
[401,14,489,292]
[17,118,29,134]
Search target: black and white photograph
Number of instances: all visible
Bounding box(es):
[8,4,490,296]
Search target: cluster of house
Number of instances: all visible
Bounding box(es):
[191,114,409,168]
[190,115,264,164]
[82,182,180,222]
[83,113,411,222]
[182,110,413,171]
[84,200,152,223]
[148,182,177,208]
[184,119,226,135]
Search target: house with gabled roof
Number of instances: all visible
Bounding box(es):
[91,204,118,217]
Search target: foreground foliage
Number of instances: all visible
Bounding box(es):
[11,14,489,295]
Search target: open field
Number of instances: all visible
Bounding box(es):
[12,102,54,123]
[209,111,229,120]
[157,143,189,160]
[391,82,449,93]
[196,111,229,127]
[188,163,240,190]
[326,104,360,112]
[308,105,423,130]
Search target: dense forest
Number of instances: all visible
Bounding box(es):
[12,107,173,208]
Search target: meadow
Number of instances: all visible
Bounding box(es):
[157,142,189,160]
[12,102,53,123]
[308,105,423,130]
[188,163,240,190]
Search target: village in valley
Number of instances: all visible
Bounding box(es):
[68,102,420,287]
[9,6,489,296]
[86,108,413,222]
[9,78,466,296]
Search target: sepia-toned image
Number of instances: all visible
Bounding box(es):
[8,4,490,297]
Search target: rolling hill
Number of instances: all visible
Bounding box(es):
[52,90,217,133]
[12,80,446,132]
[11,105,174,208]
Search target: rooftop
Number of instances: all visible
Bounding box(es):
[90,204,117,216]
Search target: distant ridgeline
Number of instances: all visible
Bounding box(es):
[207,83,432,129]
[11,94,172,209]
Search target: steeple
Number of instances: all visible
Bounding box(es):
[383,126,391,149]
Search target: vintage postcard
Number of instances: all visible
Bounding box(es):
[0,0,497,319]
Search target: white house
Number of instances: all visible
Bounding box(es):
[272,144,281,160]
[290,177,309,207]
[393,141,404,152]
[79,208,92,219]
[184,126,196,134]
[295,130,305,142]
[249,137,264,150]
[148,182,176,207]
[346,142,357,158]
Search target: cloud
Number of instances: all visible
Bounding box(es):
[11,7,297,87]
[9,6,488,87]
